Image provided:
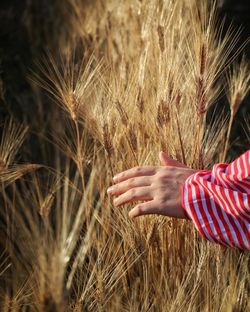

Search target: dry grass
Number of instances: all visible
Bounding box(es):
[0,0,249,311]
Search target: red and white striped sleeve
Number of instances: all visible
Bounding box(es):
[181,149,250,250]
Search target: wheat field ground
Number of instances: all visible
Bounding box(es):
[0,0,249,311]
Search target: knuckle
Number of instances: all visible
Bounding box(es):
[158,175,165,183]
[156,170,164,178]
[134,166,141,173]
[156,171,167,182]
[135,205,143,215]
[129,188,136,197]
[150,179,157,188]
[127,178,135,187]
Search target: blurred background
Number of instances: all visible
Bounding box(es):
[0,0,249,163]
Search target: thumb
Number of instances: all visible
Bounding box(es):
[159,151,187,168]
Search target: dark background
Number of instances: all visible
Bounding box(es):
[0,0,249,163]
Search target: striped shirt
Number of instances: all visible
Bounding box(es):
[182,149,250,250]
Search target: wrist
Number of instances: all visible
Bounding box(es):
[181,172,196,220]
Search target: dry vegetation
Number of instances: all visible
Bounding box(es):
[0,0,249,311]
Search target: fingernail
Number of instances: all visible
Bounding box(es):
[128,211,135,219]
[113,175,119,182]
[107,187,113,195]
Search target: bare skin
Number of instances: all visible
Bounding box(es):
[107,151,197,219]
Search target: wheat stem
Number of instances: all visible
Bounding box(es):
[222,112,234,163]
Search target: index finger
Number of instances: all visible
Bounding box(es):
[113,166,158,183]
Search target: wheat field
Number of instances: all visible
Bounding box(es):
[0,0,249,311]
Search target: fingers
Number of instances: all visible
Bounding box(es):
[129,201,159,218]
[113,186,153,207]
[113,166,158,183]
[107,176,151,196]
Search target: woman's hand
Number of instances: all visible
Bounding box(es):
[107,151,197,219]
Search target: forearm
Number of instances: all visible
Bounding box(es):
[181,150,250,250]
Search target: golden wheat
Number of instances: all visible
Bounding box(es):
[0,0,249,311]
